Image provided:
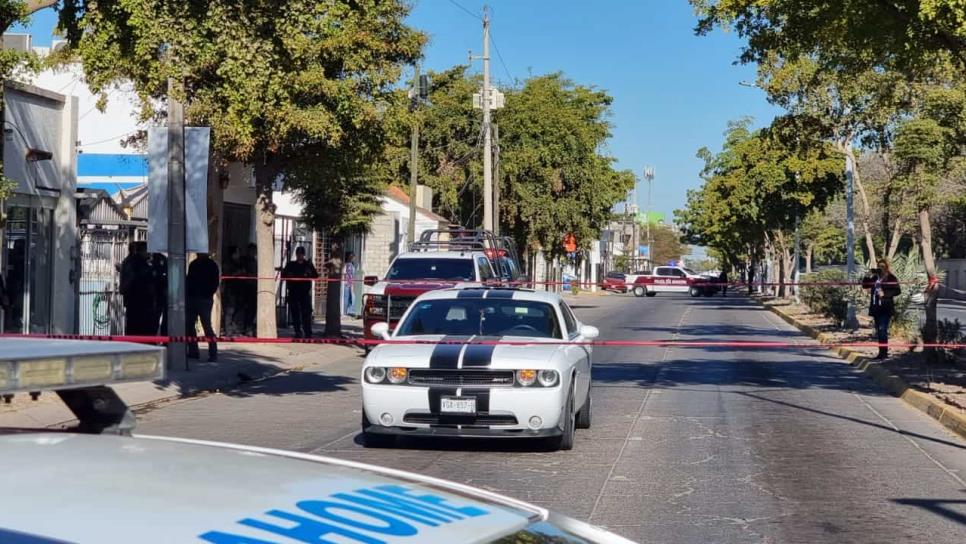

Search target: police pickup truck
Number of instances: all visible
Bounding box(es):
[630,265,719,298]
[0,338,633,543]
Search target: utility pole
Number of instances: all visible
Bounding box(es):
[793,212,801,303]
[481,7,493,231]
[845,149,859,329]
[493,123,501,236]
[407,63,420,246]
[643,166,654,268]
[166,78,186,371]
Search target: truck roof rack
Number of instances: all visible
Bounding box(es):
[408,229,502,253]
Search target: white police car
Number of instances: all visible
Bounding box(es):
[0,433,634,543]
[361,287,598,450]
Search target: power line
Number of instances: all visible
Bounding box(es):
[446,0,481,20]
[489,32,514,83]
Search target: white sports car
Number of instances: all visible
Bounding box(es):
[361,287,598,451]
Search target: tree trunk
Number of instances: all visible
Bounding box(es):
[253,163,278,339]
[919,208,940,364]
[887,219,903,260]
[842,143,878,265]
[324,244,343,337]
[207,153,224,334]
[805,243,814,274]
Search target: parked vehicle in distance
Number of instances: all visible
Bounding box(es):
[601,271,628,293]
[631,265,719,298]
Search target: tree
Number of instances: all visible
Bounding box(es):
[648,223,687,266]
[60,0,424,337]
[498,74,634,262]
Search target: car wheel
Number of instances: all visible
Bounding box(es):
[646,291,657,297]
[633,286,646,297]
[689,286,701,297]
[576,389,592,429]
[361,411,395,448]
[550,385,576,451]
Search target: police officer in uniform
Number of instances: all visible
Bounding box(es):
[283,246,319,338]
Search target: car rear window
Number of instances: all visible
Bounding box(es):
[387,258,475,281]
[396,299,562,338]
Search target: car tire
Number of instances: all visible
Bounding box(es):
[689,286,701,297]
[576,389,592,429]
[646,291,657,297]
[633,286,646,297]
[550,386,576,451]
[361,412,395,448]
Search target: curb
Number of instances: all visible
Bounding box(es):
[763,301,966,440]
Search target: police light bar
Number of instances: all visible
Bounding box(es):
[0,339,165,395]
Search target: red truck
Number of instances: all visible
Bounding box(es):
[630,266,719,298]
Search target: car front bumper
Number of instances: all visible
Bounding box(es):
[362,382,568,437]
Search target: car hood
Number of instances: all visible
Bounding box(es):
[0,433,540,543]
[367,281,482,297]
[367,335,568,368]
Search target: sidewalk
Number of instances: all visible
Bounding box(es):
[0,317,364,430]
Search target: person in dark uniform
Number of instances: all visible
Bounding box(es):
[222,246,244,336]
[186,253,220,361]
[282,246,319,338]
[151,252,168,336]
[719,269,729,297]
[862,258,901,359]
[120,241,154,335]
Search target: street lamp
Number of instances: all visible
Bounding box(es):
[643,166,654,268]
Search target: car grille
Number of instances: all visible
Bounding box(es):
[407,369,515,387]
[387,296,415,320]
[403,413,518,426]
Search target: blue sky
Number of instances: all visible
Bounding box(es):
[15,1,780,220]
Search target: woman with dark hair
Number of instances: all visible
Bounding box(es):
[862,258,901,359]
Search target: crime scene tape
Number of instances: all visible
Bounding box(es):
[3,333,964,349]
[219,275,925,289]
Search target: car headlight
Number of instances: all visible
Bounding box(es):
[537,369,559,387]
[516,369,537,387]
[387,367,408,384]
[364,367,386,383]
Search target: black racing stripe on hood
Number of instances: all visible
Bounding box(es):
[461,336,501,368]
[428,335,469,369]
[456,289,486,299]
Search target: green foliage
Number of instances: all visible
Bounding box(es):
[675,117,842,269]
[935,318,965,361]
[799,269,850,325]
[59,0,425,233]
[380,69,633,255]
[887,252,929,339]
[649,222,686,266]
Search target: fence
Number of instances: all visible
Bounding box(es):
[77,228,132,335]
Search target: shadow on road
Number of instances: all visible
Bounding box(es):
[352,432,564,453]
[892,497,966,526]
[225,369,354,398]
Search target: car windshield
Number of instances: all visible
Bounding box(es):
[396,298,562,338]
[387,258,475,281]
[684,267,698,275]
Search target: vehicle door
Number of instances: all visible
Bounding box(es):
[559,301,591,403]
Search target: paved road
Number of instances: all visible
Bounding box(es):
[137,293,966,543]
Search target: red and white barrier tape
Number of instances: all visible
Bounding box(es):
[3,333,964,349]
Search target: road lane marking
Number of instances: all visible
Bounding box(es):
[852,392,965,487]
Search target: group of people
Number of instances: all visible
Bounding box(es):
[119,242,168,337]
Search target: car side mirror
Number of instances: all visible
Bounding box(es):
[370,322,391,340]
[363,275,378,287]
[579,325,599,340]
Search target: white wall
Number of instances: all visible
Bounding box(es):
[31,63,143,156]
[3,83,78,333]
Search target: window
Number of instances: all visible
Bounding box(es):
[656,267,671,277]
[386,258,475,281]
[396,299,562,338]
[477,257,494,280]
[671,268,685,278]
[560,302,579,337]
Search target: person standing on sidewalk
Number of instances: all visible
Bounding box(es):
[343,252,356,316]
[243,243,258,336]
[283,246,319,338]
[186,253,220,362]
[719,269,729,297]
[120,242,154,335]
[862,258,901,359]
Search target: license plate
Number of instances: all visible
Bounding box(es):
[441,396,476,414]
